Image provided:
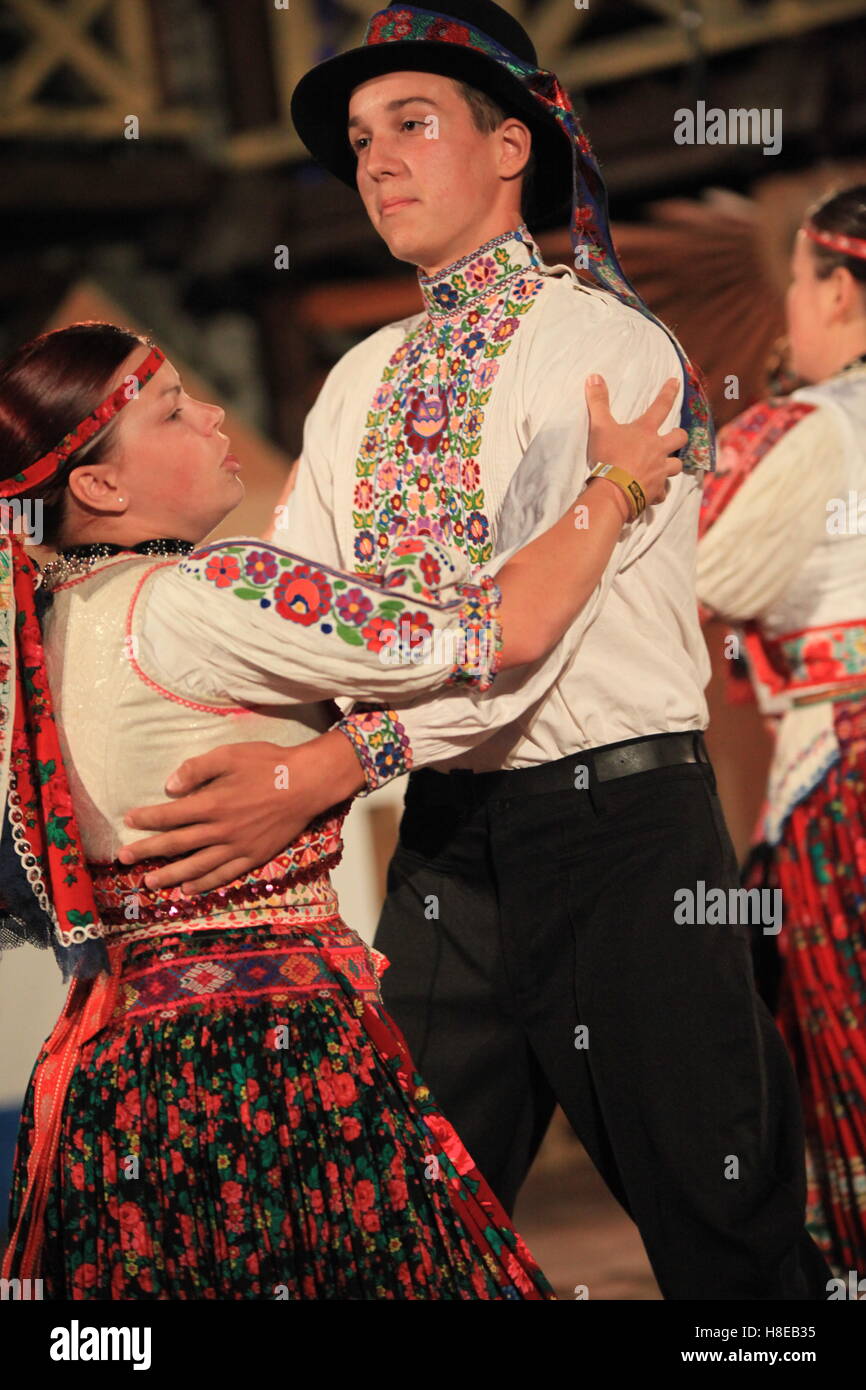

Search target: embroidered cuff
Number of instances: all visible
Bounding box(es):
[335,705,413,796]
[447,575,503,693]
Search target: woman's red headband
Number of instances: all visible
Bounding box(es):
[803,221,866,262]
[0,344,165,501]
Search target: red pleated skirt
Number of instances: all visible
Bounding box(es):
[747,697,866,1275]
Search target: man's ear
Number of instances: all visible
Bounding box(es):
[499,117,532,179]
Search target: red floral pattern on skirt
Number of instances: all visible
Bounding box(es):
[745,698,866,1275]
[5,921,554,1300]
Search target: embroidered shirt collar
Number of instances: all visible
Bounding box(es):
[417,222,543,319]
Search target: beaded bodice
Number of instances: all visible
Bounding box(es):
[88,801,351,942]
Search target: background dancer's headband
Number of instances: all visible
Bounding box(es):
[0,344,165,500]
[0,341,165,979]
[803,222,866,262]
[291,2,714,473]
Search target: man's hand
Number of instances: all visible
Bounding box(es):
[117,729,366,894]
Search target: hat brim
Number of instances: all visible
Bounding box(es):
[290,41,573,223]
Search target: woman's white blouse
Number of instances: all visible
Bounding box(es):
[40,537,499,861]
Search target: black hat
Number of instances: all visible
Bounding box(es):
[290,1,572,222]
[290,3,715,476]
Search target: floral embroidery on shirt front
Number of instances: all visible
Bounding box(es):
[351,225,546,575]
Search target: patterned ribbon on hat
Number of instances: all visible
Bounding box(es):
[0,343,165,980]
[363,5,714,473]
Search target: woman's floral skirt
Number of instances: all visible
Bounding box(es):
[745,697,866,1277]
[5,918,554,1300]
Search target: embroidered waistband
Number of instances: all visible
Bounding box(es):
[90,860,342,929]
[108,921,387,1024]
[748,620,866,698]
[98,899,342,945]
[778,619,866,689]
[793,682,866,707]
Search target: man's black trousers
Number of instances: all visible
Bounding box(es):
[373,734,832,1299]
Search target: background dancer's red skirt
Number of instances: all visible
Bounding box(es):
[746,697,866,1276]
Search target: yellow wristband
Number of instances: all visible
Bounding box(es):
[587,462,646,520]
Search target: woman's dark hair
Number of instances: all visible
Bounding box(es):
[0,322,145,547]
[806,184,866,289]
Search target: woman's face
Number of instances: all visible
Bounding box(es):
[786,231,841,383]
[71,345,243,540]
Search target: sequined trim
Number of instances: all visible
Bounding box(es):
[93,853,343,931]
[39,546,191,592]
[40,552,142,593]
[90,801,351,931]
[101,902,342,947]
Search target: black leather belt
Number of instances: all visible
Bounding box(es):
[594,730,710,781]
[406,730,712,806]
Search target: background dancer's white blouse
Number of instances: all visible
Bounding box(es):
[696,363,866,841]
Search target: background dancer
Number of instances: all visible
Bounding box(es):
[698,185,866,1278]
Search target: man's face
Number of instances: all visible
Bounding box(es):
[347,70,512,270]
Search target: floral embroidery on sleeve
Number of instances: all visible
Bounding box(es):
[179,538,501,689]
[380,537,502,691]
[333,545,503,793]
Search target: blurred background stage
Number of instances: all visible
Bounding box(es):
[2,0,866,1297]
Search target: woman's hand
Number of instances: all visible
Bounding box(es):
[493,373,692,669]
[585,373,688,513]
